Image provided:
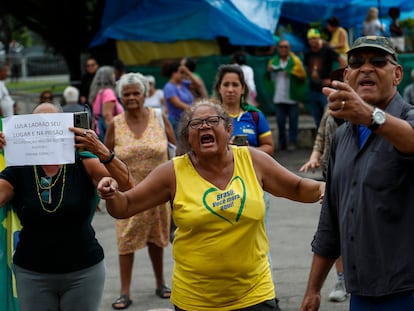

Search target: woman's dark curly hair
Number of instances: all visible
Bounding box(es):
[177,99,233,153]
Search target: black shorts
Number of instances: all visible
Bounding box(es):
[174,298,281,311]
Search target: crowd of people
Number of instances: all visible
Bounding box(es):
[105,72,175,309]
[1,13,414,311]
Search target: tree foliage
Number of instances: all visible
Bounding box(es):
[1,0,107,82]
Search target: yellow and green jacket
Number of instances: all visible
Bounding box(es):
[268,51,307,102]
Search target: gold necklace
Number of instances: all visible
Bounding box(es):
[34,165,67,213]
[37,166,63,190]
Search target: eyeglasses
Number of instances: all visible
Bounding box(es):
[40,176,52,204]
[278,45,289,49]
[348,56,398,69]
[187,116,224,129]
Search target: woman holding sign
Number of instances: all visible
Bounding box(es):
[0,103,133,311]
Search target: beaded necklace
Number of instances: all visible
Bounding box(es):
[34,165,67,213]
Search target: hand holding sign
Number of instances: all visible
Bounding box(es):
[2,113,75,166]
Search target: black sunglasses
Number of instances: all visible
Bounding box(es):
[348,56,397,69]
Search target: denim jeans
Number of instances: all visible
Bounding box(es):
[309,90,328,128]
[169,116,181,139]
[350,292,414,310]
[274,103,299,147]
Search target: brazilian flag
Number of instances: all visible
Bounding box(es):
[0,204,21,311]
[0,119,21,311]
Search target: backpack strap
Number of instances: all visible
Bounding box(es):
[250,110,259,127]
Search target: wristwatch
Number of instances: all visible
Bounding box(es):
[368,107,386,131]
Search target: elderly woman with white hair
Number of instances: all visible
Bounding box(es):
[62,85,94,129]
[105,72,176,309]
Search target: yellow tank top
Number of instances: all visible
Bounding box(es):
[170,146,275,310]
[330,27,350,56]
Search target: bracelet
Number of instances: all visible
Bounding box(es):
[100,150,115,164]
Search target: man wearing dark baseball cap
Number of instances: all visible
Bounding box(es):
[347,35,397,59]
[301,36,414,310]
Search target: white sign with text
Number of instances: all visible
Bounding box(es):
[2,113,75,166]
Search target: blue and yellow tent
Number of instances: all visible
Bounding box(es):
[90,0,280,66]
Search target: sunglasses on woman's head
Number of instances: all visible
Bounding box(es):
[348,56,397,69]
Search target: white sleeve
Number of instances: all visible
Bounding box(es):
[0,84,15,117]
[242,65,256,93]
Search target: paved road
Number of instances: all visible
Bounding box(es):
[92,148,349,311]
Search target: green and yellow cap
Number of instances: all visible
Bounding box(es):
[307,28,321,39]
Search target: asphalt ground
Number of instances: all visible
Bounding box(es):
[92,147,349,311]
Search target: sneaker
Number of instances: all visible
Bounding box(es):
[328,280,348,302]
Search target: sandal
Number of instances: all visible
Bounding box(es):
[155,284,171,299]
[112,294,132,309]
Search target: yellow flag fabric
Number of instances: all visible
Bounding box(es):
[117,39,221,65]
[0,154,5,171]
[0,203,22,311]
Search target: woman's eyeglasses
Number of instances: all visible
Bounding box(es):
[40,176,52,204]
[348,56,397,69]
[188,116,224,129]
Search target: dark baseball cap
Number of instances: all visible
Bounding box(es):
[347,36,397,59]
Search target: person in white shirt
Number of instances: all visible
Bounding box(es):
[232,50,258,106]
[362,7,385,36]
[0,61,15,117]
[144,75,167,112]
